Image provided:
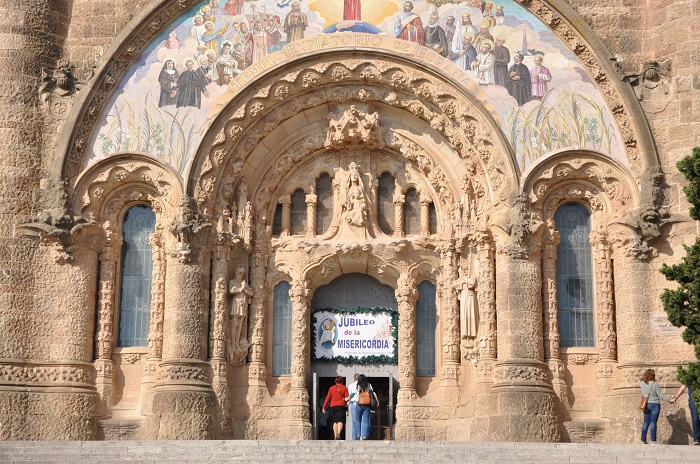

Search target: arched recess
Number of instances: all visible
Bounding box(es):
[522,149,638,420]
[189,50,519,235]
[70,153,183,416]
[53,0,658,188]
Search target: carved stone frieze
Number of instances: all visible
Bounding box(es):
[325,105,383,149]
[0,361,95,387]
[157,361,211,385]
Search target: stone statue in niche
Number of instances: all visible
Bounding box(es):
[228,266,254,362]
[458,276,479,339]
[334,161,374,240]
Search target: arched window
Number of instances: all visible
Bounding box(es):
[377,172,395,235]
[316,173,333,235]
[403,188,420,236]
[290,189,307,236]
[416,280,436,376]
[555,203,595,347]
[272,203,283,236]
[429,202,437,235]
[272,281,292,376]
[118,205,156,347]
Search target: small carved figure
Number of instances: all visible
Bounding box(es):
[243,201,253,245]
[228,266,254,357]
[457,276,479,339]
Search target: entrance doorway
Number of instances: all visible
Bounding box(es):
[312,373,397,440]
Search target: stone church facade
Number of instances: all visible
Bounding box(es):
[1,0,697,443]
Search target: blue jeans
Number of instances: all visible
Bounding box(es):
[350,403,359,440]
[642,402,661,442]
[355,404,371,439]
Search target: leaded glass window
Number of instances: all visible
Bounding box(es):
[416,280,436,377]
[316,173,333,235]
[290,189,307,236]
[377,172,395,235]
[272,281,292,376]
[118,206,156,347]
[429,202,437,235]
[404,188,420,236]
[555,203,595,347]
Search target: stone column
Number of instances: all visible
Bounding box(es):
[209,244,230,437]
[280,195,291,237]
[94,231,121,417]
[248,247,268,385]
[489,227,559,442]
[140,229,165,416]
[420,196,431,236]
[393,275,418,439]
[606,228,654,439]
[440,246,460,386]
[393,192,405,238]
[541,227,566,404]
[286,279,312,439]
[144,209,216,440]
[305,193,317,238]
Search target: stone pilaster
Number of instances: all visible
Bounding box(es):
[140,229,165,416]
[440,246,460,386]
[209,244,230,437]
[541,227,566,405]
[286,279,312,439]
[591,229,617,362]
[475,232,496,361]
[393,274,418,439]
[94,230,121,417]
[248,248,268,386]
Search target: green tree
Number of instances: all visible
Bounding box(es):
[660,146,700,406]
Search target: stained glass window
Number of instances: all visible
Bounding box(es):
[416,280,436,376]
[377,172,395,235]
[272,281,292,376]
[555,203,595,347]
[316,173,333,235]
[118,206,156,347]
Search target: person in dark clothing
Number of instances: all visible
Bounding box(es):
[672,384,700,445]
[158,60,178,107]
[506,52,532,106]
[423,11,449,58]
[176,59,210,109]
[493,37,510,87]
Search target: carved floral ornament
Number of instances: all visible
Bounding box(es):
[193,57,516,219]
[72,156,183,226]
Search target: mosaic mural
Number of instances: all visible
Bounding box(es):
[90,0,624,174]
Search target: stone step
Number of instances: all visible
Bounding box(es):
[0,441,698,463]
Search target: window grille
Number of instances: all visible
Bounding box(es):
[118,206,156,347]
[272,281,292,376]
[377,172,395,235]
[416,280,436,376]
[555,203,595,347]
[316,173,333,235]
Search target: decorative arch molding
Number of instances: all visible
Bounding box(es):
[522,150,640,215]
[192,52,517,220]
[53,0,658,187]
[72,153,184,225]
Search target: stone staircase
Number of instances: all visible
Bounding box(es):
[0,440,698,463]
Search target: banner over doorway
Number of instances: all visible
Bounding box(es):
[311,307,398,365]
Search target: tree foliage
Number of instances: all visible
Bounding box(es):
[660,147,700,405]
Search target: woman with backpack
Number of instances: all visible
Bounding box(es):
[354,374,373,440]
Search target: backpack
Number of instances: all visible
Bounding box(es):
[358,389,371,405]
